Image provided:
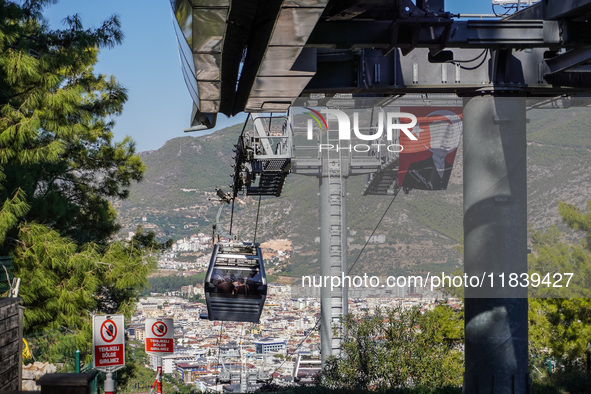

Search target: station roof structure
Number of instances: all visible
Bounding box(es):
[170,0,591,129]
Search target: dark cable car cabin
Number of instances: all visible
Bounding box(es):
[204,241,267,323]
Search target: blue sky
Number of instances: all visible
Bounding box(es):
[43,0,493,152]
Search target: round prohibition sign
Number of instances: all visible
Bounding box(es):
[100,319,117,343]
[151,321,168,337]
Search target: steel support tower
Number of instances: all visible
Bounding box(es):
[319,152,348,362]
[292,113,385,363]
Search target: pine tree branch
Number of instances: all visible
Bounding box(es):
[0,85,37,101]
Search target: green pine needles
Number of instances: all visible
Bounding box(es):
[0,0,154,368]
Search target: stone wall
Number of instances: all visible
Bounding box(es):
[0,297,23,391]
[22,362,58,391]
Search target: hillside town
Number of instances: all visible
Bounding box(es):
[129,235,458,392]
[155,235,293,274]
[130,291,457,392]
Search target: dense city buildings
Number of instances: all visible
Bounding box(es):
[131,264,452,392]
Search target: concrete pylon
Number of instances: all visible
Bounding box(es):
[462,95,529,393]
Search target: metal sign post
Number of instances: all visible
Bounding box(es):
[92,315,125,394]
[104,371,115,394]
[145,318,174,394]
[157,357,163,394]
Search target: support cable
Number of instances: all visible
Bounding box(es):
[253,195,262,243]
[229,197,236,236]
[348,187,401,275]
[267,318,322,383]
[215,323,224,383]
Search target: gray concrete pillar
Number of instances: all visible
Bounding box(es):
[462,95,529,393]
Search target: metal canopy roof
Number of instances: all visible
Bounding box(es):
[171,0,591,129]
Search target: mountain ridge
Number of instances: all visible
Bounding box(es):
[115,107,591,277]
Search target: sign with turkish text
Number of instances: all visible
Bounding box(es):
[145,318,174,355]
[93,314,125,370]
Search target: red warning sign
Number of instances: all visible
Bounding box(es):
[146,338,173,353]
[145,318,174,355]
[94,344,125,367]
[93,315,125,370]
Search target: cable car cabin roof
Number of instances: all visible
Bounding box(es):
[214,254,260,262]
[215,241,260,254]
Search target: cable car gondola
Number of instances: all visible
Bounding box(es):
[204,241,267,323]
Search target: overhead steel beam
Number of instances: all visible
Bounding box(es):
[307,20,568,49]
[447,20,565,48]
[173,0,591,121]
[301,47,591,96]
[545,47,591,75]
[499,0,591,20]
[544,0,591,20]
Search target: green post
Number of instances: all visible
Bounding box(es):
[547,359,552,375]
[76,350,80,373]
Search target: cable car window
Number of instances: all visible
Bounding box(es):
[209,266,265,296]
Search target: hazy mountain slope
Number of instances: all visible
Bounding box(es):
[115,107,591,276]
